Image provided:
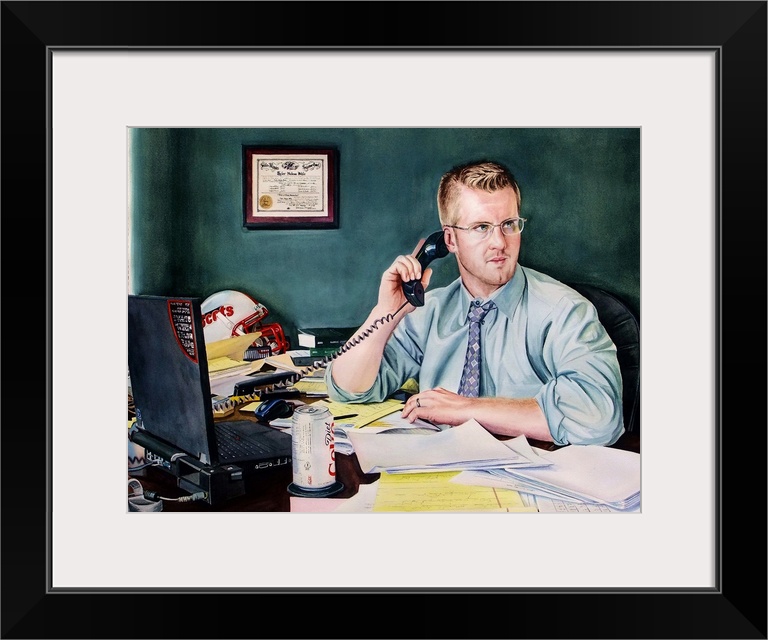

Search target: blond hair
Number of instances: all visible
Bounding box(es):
[437,160,521,226]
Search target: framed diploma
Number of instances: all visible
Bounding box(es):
[243,146,339,229]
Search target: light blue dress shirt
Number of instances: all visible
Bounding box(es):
[326,265,625,446]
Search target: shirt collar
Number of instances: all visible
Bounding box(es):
[459,265,526,321]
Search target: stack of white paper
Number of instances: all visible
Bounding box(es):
[333,423,357,455]
[333,411,447,456]
[346,419,553,474]
[485,444,640,511]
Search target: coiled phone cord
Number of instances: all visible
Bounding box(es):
[221,301,410,410]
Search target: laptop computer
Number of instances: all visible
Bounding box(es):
[128,295,292,492]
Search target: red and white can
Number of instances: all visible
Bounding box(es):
[290,404,338,492]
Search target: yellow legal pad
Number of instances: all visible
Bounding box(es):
[317,398,404,429]
[373,471,539,513]
[291,379,328,395]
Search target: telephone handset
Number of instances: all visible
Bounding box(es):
[225,230,449,405]
[402,230,449,307]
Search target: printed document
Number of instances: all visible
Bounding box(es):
[347,419,552,474]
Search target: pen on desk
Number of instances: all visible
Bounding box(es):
[333,413,358,421]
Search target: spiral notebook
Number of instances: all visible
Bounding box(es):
[127,294,292,472]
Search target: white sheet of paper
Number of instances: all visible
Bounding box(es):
[360,410,445,435]
[535,495,640,514]
[502,444,640,504]
[289,482,378,513]
[332,482,378,513]
[501,435,554,466]
[347,419,532,474]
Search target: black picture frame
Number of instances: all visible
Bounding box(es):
[5,1,765,639]
[242,145,339,230]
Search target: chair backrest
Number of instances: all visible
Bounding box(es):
[566,282,640,434]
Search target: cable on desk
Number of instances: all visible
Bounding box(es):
[128,478,164,512]
[144,490,208,503]
[128,478,208,510]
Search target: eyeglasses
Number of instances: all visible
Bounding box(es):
[444,217,527,239]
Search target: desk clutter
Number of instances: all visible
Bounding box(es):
[309,414,640,514]
[128,294,640,513]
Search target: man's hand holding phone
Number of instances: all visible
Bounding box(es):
[329,232,445,395]
[378,238,433,314]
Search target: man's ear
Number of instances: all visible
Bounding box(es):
[444,227,458,254]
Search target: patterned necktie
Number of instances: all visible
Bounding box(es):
[457,300,496,397]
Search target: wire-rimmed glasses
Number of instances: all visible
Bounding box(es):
[444,217,527,239]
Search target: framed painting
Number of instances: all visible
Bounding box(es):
[6,1,765,638]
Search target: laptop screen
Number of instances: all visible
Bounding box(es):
[128,295,217,464]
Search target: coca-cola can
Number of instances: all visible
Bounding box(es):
[287,404,343,497]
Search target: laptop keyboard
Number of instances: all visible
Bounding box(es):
[215,422,273,460]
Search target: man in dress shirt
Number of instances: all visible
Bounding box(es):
[325,160,624,446]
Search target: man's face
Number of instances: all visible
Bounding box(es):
[444,185,521,298]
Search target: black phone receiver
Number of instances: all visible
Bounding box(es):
[402,230,449,307]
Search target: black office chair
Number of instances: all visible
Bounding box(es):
[566,282,640,434]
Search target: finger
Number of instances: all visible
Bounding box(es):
[402,405,420,423]
[398,255,423,283]
[386,255,414,284]
[402,394,420,416]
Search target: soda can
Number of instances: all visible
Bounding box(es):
[287,404,344,498]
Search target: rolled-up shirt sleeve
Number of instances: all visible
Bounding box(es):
[325,322,422,403]
[325,268,626,447]
[533,297,624,446]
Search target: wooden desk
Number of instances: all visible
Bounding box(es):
[128,403,640,512]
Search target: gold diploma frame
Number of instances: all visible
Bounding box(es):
[243,146,339,230]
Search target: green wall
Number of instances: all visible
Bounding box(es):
[129,128,640,345]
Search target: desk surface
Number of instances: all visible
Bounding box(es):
[128,400,640,513]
